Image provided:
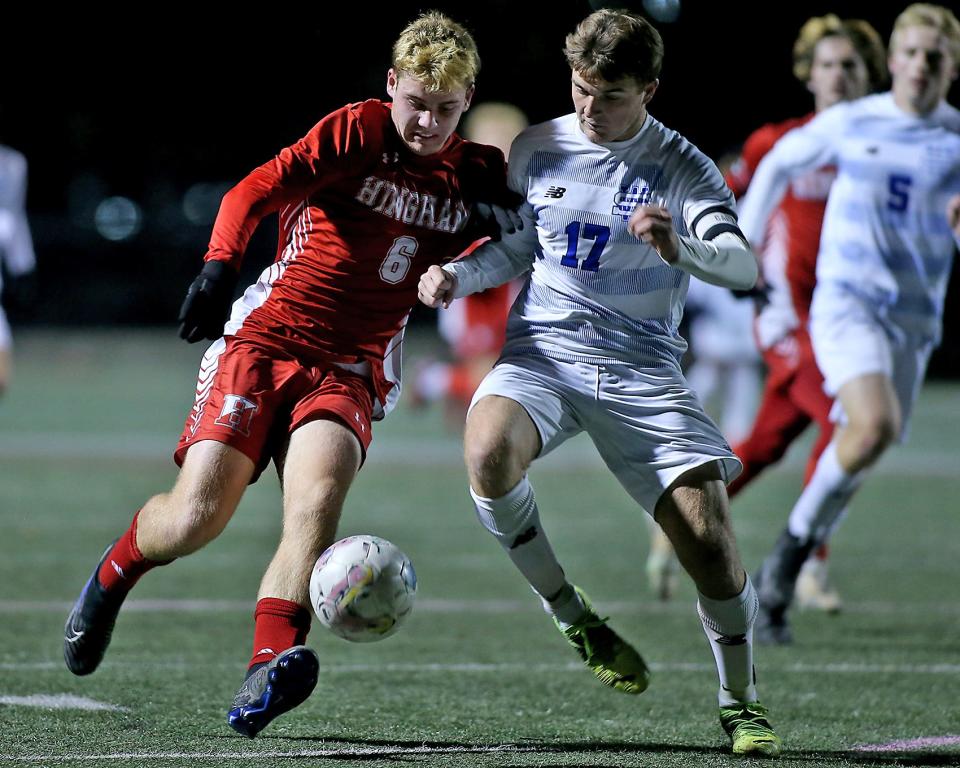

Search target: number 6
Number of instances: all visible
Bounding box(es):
[379,236,419,284]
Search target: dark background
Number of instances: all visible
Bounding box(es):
[3,0,958,375]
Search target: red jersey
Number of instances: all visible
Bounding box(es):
[204,100,509,416]
[725,114,835,349]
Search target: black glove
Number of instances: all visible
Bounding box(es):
[473,189,525,241]
[178,260,237,343]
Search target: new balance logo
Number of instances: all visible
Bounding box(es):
[382,152,399,164]
[110,560,126,579]
[545,186,567,199]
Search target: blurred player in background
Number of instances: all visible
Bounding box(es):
[645,14,887,604]
[739,3,960,644]
[412,102,528,424]
[0,144,36,397]
[63,11,515,737]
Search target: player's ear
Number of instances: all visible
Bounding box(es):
[641,78,659,105]
[386,68,399,99]
[463,83,476,111]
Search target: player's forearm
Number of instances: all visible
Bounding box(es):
[444,205,537,297]
[443,239,533,297]
[672,232,758,290]
[737,128,832,244]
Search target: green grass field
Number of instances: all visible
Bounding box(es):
[1,329,958,767]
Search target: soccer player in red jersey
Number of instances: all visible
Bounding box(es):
[724,15,886,617]
[63,11,514,737]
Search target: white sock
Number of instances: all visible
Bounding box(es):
[698,577,759,707]
[787,442,863,542]
[471,477,583,623]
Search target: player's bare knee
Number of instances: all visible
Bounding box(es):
[464,432,523,497]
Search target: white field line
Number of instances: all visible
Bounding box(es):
[0,432,957,477]
[4,597,960,616]
[6,737,960,763]
[854,735,960,752]
[0,694,127,711]
[3,659,960,675]
[2,744,545,763]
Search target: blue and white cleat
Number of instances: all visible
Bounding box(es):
[227,645,320,738]
[64,542,125,676]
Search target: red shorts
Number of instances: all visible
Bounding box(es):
[175,337,374,481]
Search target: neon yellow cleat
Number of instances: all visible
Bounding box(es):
[720,701,782,757]
[554,586,650,695]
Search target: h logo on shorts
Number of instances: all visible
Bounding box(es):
[215,394,259,436]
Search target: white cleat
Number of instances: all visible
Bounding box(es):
[796,557,842,614]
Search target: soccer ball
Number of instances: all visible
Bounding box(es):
[309,534,417,642]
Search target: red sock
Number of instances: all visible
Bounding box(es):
[249,598,312,668]
[97,511,171,594]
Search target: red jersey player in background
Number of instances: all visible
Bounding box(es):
[411,101,528,424]
[63,11,516,738]
[644,15,887,605]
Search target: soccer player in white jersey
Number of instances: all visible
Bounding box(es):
[0,144,37,397]
[737,3,960,645]
[418,9,781,757]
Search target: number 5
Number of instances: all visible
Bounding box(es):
[887,174,911,213]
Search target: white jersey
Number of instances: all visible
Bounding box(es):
[0,145,36,294]
[739,93,960,344]
[447,112,741,370]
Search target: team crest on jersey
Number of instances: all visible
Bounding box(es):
[355,176,468,233]
[612,184,653,221]
[215,394,259,436]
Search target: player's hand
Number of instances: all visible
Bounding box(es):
[418,265,457,309]
[947,194,960,238]
[628,204,679,263]
[475,201,524,239]
[178,260,238,343]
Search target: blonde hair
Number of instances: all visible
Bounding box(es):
[391,11,481,93]
[793,14,888,89]
[891,3,960,64]
[564,9,663,85]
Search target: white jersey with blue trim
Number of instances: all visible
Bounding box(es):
[739,92,960,344]
[463,112,737,369]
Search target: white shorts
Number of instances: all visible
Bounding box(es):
[810,282,933,439]
[470,353,741,515]
[0,306,11,351]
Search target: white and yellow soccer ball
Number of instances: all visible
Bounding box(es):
[309,535,417,642]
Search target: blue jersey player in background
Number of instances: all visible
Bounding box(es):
[737,2,960,646]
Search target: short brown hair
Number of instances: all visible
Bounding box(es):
[392,11,481,93]
[563,9,663,85]
[793,14,888,90]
